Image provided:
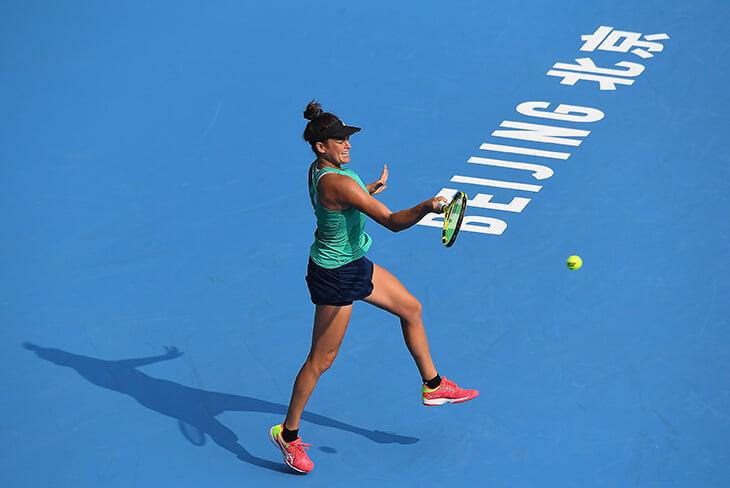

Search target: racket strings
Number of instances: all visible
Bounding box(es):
[442,193,467,247]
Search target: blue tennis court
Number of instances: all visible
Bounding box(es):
[2,1,728,487]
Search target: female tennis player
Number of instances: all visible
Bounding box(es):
[269,101,478,473]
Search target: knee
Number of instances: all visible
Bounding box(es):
[400,295,422,323]
[306,351,338,376]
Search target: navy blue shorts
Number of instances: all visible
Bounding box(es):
[306,257,374,306]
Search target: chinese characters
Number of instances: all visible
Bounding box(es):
[548,26,669,90]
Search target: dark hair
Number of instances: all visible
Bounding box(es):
[302,100,341,153]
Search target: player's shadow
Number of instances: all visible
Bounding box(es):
[23,343,418,473]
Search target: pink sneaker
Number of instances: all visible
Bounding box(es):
[422,377,479,406]
[268,424,313,473]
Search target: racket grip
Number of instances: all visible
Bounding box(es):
[437,200,446,211]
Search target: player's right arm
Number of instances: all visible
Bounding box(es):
[318,173,445,233]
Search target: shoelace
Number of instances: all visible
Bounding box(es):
[290,440,312,453]
[440,381,456,395]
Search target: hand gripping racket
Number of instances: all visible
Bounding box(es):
[437,191,467,247]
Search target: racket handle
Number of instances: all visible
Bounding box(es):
[437,200,446,211]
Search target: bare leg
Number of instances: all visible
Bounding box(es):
[284,304,352,431]
[363,263,438,381]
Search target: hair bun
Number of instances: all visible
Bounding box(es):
[303,100,323,120]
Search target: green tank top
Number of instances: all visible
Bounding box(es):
[308,164,373,269]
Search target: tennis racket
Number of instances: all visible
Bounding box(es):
[437,191,467,247]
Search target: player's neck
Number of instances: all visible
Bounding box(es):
[316,158,342,171]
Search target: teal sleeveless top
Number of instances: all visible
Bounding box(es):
[308,164,373,269]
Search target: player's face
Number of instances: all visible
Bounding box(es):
[318,137,351,166]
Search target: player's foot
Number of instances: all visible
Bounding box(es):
[268,424,313,473]
[422,377,479,406]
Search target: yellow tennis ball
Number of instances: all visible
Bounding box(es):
[567,255,582,270]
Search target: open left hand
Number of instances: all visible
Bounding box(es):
[369,164,388,195]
